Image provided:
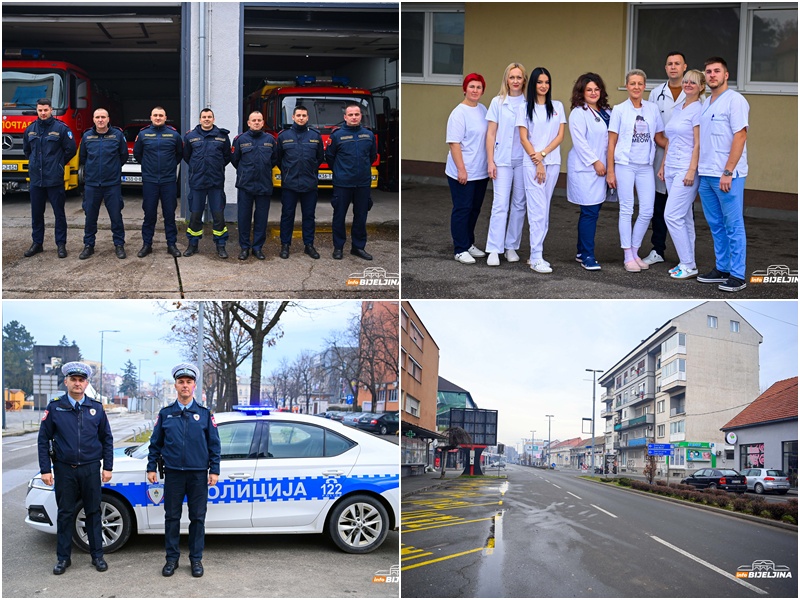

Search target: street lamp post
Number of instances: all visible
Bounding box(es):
[530,430,536,466]
[545,415,554,468]
[586,369,604,474]
[138,358,149,413]
[99,330,120,404]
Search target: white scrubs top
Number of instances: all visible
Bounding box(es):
[650,82,686,193]
[698,89,749,178]
[445,102,489,181]
[663,101,701,171]
[486,94,526,166]
[567,105,611,206]
[515,100,567,167]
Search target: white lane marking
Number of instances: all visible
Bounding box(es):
[650,536,767,595]
[552,484,561,489]
[590,504,618,518]
[567,491,582,500]
[8,443,37,452]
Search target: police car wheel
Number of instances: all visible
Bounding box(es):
[72,494,133,554]
[327,495,389,554]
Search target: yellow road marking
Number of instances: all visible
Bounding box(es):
[402,516,493,532]
[401,547,485,571]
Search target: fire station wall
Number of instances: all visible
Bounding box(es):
[186,2,241,219]
[401,2,798,208]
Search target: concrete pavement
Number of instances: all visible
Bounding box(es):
[401,177,798,299]
[2,188,398,299]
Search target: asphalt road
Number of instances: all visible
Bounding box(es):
[1,187,399,299]
[400,465,797,598]
[401,180,798,299]
[2,419,399,598]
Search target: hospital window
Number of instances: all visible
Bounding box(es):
[401,6,464,84]
[630,3,797,94]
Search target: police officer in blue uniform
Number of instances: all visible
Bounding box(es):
[22,98,77,259]
[79,108,129,260]
[276,105,324,260]
[326,103,377,260]
[147,363,221,578]
[182,108,232,259]
[133,106,183,258]
[231,111,278,261]
[37,362,114,575]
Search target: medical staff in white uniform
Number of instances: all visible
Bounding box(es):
[607,69,665,272]
[657,69,704,280]
[446,73,490,264]
[645,51,688,265]
[566,72,613,271]
[696,56,749,293]
[485,62,528,266]
[517,67,566,274]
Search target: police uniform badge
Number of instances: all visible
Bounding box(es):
[90,408,97,416]
[211,415,217,428]
[193,413,200,421]
[147,483,165,505]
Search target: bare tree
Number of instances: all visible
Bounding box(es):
[268,357,301,411]
[439,427,472,479]
[228,301,290,405]
[292,350,323,414]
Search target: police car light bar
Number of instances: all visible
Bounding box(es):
[232,405,271,415]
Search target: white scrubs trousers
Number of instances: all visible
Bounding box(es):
[663,167,699,269]
[485,160,526,253]
[523,163,560,261]
[616,163,656,250]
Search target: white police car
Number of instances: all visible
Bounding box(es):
[26,408,399,554]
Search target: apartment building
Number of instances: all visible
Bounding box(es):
[400,302,442,475]
[599,302,762,477]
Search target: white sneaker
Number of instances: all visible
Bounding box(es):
[487,252,500,266]
[668,264,681,274]
[454,251,476,264]
[467,245,486,258]
[642,250,664,265]
[505,249,520,262]
[530,258,553,273]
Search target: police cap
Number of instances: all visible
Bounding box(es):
[172,362,198,381]
[61,361,93,379]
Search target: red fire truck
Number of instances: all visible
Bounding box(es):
[2,54,109,195]
[244,76,386,189]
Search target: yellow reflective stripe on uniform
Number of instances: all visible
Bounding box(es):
[187,228,203,237]
[213,227,228,236]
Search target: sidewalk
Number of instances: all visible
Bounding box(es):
[401,467,475,497]
[2,188,399,299]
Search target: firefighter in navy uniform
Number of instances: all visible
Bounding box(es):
[78,108,129,260]
[147,363,221,578]
[276,105,324,260]
[133,106,184,258]
[182,108,232,259]
[231,111,278,261]
[37,362,114,575]
[22,98,78,259]
[325,103,377,260]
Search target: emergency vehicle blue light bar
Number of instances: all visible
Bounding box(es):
[232,405,271,415]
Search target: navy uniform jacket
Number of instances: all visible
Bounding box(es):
[22,117,77,188]
[37,395,114,474]
[132,124,183,184]
[79,126,128,187]
[276,124,324,192]
[147,401,221,474]
[183,124,232,190]
[325,124,377,188]
[231,129,278,195]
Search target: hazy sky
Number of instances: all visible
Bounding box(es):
[409,300,798,450]
[2,300,366,384]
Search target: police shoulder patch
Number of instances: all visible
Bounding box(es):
[41,410,49,422]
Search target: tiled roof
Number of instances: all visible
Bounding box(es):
[722,377,798,430]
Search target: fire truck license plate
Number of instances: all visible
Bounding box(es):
[2,164,19,171]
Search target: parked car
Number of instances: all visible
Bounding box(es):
[26,410,399,554]
[741,468,791,495]
[357,412,399,435]
[342,412,368,427]
[680,468,747,493]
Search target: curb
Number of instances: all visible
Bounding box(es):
[585,478,798,532]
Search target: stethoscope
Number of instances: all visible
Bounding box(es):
[655,83,669,111]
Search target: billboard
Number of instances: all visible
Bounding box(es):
[448,408,498,446]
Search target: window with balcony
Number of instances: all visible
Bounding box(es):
[670,420,685,435]
[708,315,718,329]
[730,320,740,333]
[662,358,686,379]
[405,395,421,417]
